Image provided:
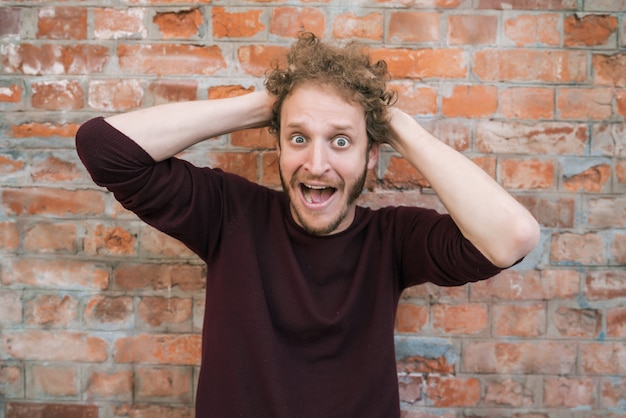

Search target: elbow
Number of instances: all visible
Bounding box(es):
[492,216,541,268]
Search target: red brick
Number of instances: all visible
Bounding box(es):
[85,367,133,401]
[395,303,428,333]
[432,304,488,335]
[591,123,626,156]
[3,258,109,289]
[562,163,611,193]
[0,221,20,250]
[543,377,595,407]
[261,151,280,188]
[552,306,602,338]
[474,49,586,82]
[587,196,626,228]
[580,342,626,374]
[500,158,555,190]
[137,297,192,329]
[94,8,146,40]
[471,269,580,301]
[504,13,560,46]
[333,12,383,41]
[208,84,254,100]
[114,334,201,365]
[31,80,84,110]
[484,378,535,407]
[381,155,427,189]
[212,7,264,38]
[558,87,613,120]
[388,12,440,43]
[231,127,275,149]
[30,364,78,397]
[25,295,78,327]
[114,263,204,292]
[3,330,108,362]
[475,0,577,9]
[37,7,87,40]
[477,121,587,155]
[84,296,133,329]
[269,7,325,39]
[398,375,423,405]
[117,44,226,76]
[601,377,626,408]
[611,232,626,265]
[149,80,197,105]
[593,52,626,86]
[2,187,105,217]
[442,85,498,118]
[2,44,109,75]
[585,269,626,301]
[371,48,467,79]
[427,376,480,407]
[31,154,84,183]
[464,341,576,374]
[0,365,23,398]
[493,303,546,337]
[237,45,288,77]
[396,352,454,375]
[616,89,626,118]
[389,82,438,116]
[9,122,79,138]
[210,151,258,182]
[138,224,196,259]
[24,222,76,253]
[0,291,22,324]
[113,404,194,418]
[84,224,136,256]
[447,15,497,45]
[0,7,21,36]
[516,195,575,228]
[500,87,554,119]
[154,8,203,39]
[0,83,23,103]
[564,14,618,47]
[136,366,193,401]
[6,402,98,418]
[552,232,605,265]
[88,79,143,112]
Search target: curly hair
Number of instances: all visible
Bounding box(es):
[265,32,396,145]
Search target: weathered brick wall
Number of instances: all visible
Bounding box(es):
[1,0,625,417]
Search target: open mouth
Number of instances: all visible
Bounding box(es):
[300,183,336,205]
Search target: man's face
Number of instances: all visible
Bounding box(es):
[277,83,379,236]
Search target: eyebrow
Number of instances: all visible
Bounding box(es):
[285,120,355,133]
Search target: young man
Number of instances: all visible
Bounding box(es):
[76,33,539,417]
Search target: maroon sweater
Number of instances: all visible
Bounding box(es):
[76,117,503,418]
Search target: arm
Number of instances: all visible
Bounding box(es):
[386,108,540,268]
[105,91,275,162]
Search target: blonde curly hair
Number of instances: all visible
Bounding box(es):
[265,32,396,145]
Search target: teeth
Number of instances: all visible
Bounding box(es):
[304,184,326,190]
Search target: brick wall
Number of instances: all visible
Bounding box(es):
[1,0,625,417]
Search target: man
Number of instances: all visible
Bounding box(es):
[76,33,539,417]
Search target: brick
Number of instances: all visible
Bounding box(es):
[610,232,626,265]
[113,404,194,418]
[552,232,605,265]
[2,187,105,217]
[208,84,254,100]
[398,375,423,405]
[475,0,577,9]
[1,44,109,75]
[593,52,626,86]
[210,151,258,182]
[585,269,626,301]
[154,8,203,39]
[269,7,325,39]
[0,7,21,36]
[31,80,84,110]
[84,224,136,256]
[543,377,595,407]
[370,48,467,79]
[261,151,280,188]
[231,127,275,149]
[395,303,428,333]
[580,342,626,374]
[9,122,79,138]
[149,80,197,105]
[421,119,471,152]
[0,221,20,250]
[474,49,586,82]
[447,15,497,45]
[426,376,480,407]
[493,303,546,337]
[616,159,626,193]
[137,297,192,329]
[500,158,555,190]
[389,82,437,116]
[442,85,498,118]
[477,121,587,155]
[500,87,555,119]
[587,196,626,228]
[84,296,133,330]
[117,44,226,76]
[558,87,613,120]
[395,338,455,375]
[0,83,23,103]
[3,330,108,362]
[0,291,22,324]
[237,45,288,77]
[591,123,626,157]
[84,367,133,401]
[114,263,204,291]
[31,154,85,183]
[616,89,626,118]
[483,377,535,407]
[381,155,427,189]
[29,364,78,397]
[564,14,618,47]
[212,7,264,39]
[2,258,109,290]
[561,161,611,193]
[0,365,24,398]
[432,304,488,335]
[37,7,87,40]
[114,334,201,365]
[138,224,196,259]
[6,402,98,418]
[504,13,560,46]
[333,12,383,41]
[464,341,576,374]
[25,295,78,327]
[552,306,602,338]
[88,79,143,112]
[584,0,626,11]
[94,8,146,40]
[516,195,575,228]
[136,366,193,401]
[471,269,580,301]
[601,377,626,408]
[387,12,440,43]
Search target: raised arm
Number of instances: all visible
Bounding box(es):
[386,108,540,268]
[105,90,275,162]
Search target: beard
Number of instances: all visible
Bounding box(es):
[278,160,368,236]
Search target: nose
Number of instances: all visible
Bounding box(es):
[304,140,330,175]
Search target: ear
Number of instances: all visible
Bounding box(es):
[367,142,379,170]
